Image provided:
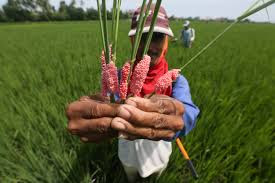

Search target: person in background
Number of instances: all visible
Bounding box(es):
[66,5,199,183]
[181,20,195,48]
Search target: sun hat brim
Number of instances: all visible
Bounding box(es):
[128,26,174,37]
[183,23,189,27]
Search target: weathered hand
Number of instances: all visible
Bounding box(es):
[66,95,118,143]
[112,95,185,141]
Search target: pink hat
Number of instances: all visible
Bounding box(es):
[128,4,174,37]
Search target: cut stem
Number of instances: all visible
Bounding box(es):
[132,0,153,60]
[147,91,155,99]
[102,0,110,64]
[130,0,147,62]
[143,0,163,56]
[180,21,237,70]
[237,0,275,21]
[179,0,275,71]
[112,0,117,42]
[127,0,163,95]
[112,0,117,40]
[96,0,106,52]
[127,0,148,88]
[113,0,122,61]
[243,0,261,15]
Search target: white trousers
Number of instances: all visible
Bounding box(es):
[118,139,172,182]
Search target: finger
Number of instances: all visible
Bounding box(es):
[149,95,185,116]
[66,100,119,120]
[117,105,184,131]
[111,117,175,140]
[126,96,185,116]
[67,117,114,135]
[125,97,176,115]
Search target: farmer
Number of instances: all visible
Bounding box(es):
[181,20,195,48]
[66,5,199,183]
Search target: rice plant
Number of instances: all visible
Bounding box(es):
[0,20,274,182]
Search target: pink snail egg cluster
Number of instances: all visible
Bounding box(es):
[155,69,181,94]
[129,55,151,96]
[119,62,131,100]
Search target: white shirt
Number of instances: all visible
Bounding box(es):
[118,139,172,178]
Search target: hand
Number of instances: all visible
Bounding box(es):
[66,95,118,143]
[112,95,185,141]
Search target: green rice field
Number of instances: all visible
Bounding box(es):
[0,21,274,182]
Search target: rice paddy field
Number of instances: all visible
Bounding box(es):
[0,20,274,183]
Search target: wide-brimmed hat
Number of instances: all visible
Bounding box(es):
[183,20,190,27]
[128,4,174,37]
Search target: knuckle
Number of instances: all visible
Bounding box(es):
[156,98,176,114]
[153,114,167,128]
[65,103,74,119]
[149,128,157,139]
[178,104,185,116]
[96,118,111,133]
[174,100,185,115]
[90,103,103,117]
[174,117,184,131]
[156,100,166,113]
[67,121,79,134]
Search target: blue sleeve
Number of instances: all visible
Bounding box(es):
[171,75,200,138]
